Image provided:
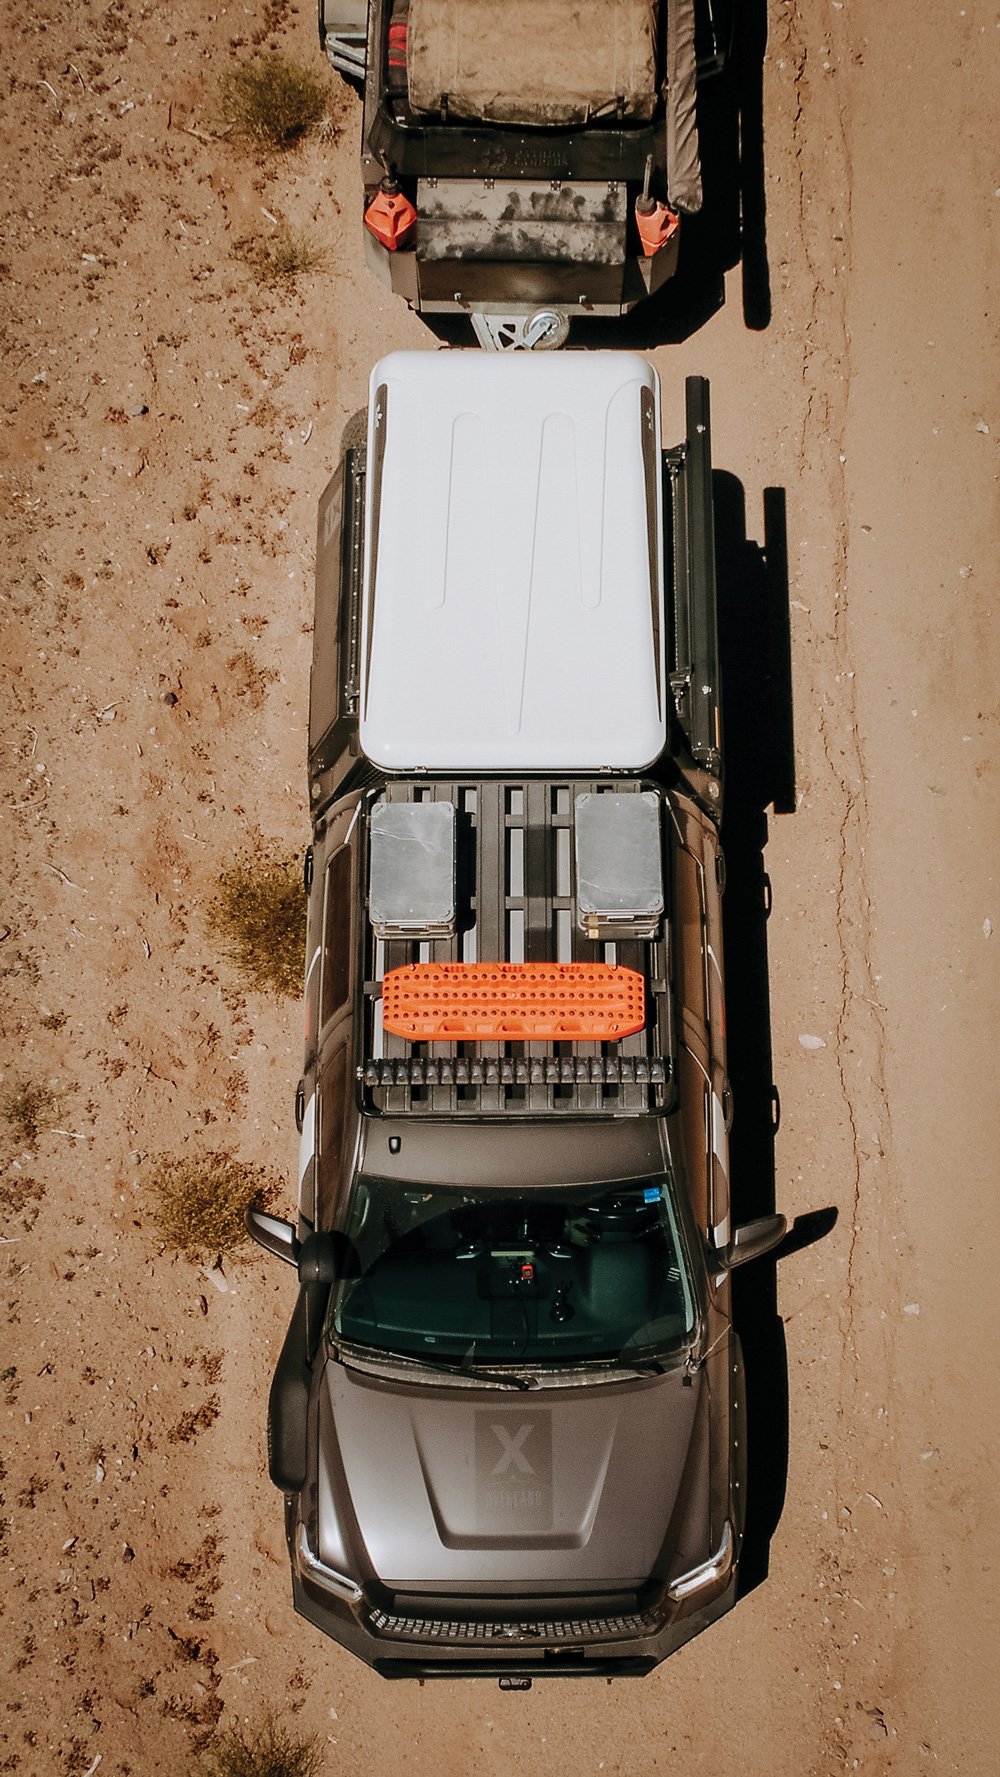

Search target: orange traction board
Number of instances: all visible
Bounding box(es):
[381,962,645,1042]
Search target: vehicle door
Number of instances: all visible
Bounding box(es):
[670,797,730,1253]
[298,797,363,1231]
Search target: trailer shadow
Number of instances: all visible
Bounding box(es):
[604,0,771,347]
[712,473,802,1594]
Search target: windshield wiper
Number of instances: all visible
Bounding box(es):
[456,1360,535,1391]
[608,1351,683,1376]
[333,1338,533,1390]
[407,1349,536,1390]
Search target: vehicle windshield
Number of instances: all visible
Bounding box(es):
[331,1174,699,1370]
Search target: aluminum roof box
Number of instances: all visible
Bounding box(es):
[574,790,664,939]
[359,351,665,775]
[369,799,456,939]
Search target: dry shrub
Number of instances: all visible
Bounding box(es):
[199,1716,323,1777]
[146,1150,277,1257]
[219,55,331,148]
[207,847,305,998]
[234,225,324,288]
[2,1079,58,1146]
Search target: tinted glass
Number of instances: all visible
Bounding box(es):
[333,1175,696,1368]
[320,847,352,1029]
[318,1044,350,1220]
[310,467,343,753]
[674,846,707,1026]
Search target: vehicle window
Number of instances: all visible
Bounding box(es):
[674,846,708,1026]
[320,846,352,1029]
[319,1044,350,1180]
[310,467,343,754]
[333,1175,698,1369]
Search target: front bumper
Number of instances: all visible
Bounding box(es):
[287,1517,737,1680]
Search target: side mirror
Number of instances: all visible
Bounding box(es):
[297,1231,342,1285]
[247,1208,300,1266]
[297,1232,344,1358]
[725,1213,787,1268]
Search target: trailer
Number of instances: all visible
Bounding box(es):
[320,0,732,346]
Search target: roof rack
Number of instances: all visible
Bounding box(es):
[358,778,675,1117]
[360,1055,668,1088]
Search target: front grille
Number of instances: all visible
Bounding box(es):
[368,1609,654,1645]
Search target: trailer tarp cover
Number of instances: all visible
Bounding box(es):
[407,0,658,127]
[665,0,701,213]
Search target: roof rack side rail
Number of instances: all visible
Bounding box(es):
[679,374,723,793]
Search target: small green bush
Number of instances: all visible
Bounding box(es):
[208,847,306,998]
[219,55,331,149]
[235,225,324,288]
[199,1716,323,1777]
[146,1151,277,1257]
[2,1079,58,1146]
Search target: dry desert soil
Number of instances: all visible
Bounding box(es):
[1,2,997,1774]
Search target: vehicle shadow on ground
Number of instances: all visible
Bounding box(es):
[713,474,801,1594]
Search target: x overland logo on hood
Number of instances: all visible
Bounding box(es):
[475,1411,553,1533]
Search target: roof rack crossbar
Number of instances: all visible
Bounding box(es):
[360,1056,668,1087]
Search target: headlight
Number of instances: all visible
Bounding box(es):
[294,1520,362,1605]
[666,1521,734,1603]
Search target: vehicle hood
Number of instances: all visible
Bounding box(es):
[317,1359,711,1589]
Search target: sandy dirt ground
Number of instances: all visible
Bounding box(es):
[1,1,997,1773]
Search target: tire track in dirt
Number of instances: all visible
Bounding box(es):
[775,9,911,1770]
[779,3,895,1377]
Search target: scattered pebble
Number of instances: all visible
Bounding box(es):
[798,1034,827,1050]
[976,420,990,434]
[95,1459,106,1483]
[903,1303,920,1316]
[984,919,992,939]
